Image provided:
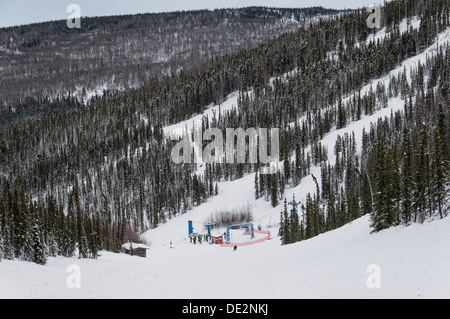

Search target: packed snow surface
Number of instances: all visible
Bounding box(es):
[1,213,450,299]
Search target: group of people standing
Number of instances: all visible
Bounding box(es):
[189,233,212,244]
[189,230,246,252]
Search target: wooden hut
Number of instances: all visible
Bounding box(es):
[121,242,150,258]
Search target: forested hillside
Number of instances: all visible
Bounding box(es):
[0,0,448,265]
[0,6,337,124]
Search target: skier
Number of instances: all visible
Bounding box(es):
[233,245,237,251]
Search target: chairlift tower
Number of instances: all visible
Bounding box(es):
[288,200,302,216]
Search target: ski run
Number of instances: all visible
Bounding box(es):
[1,22,449,299]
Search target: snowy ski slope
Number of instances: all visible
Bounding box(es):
[1,23,449,300]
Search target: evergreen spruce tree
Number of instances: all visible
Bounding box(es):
[337,94,346,129]
[0,197,5,262]
[347,187,360,222]
[360,130,374,216]
[254,172,260,200]
[14,184,31,260]
[30,218,47,265]
[72,183,89,259]
[20,200,36,262]
[413,125,430,223]
[280,198,291,245]
[2,221,14,260]
[79,227,89,259]
[283,147,291,184]
[45,195,59,257]
[0,228,3,262]
[432,127,448,219]
[401,127,413,225]
[64,204,76,258]
[373,144,399,231]
[305,194,314,239]
[88,216,99,259]
[47,230,58,258]
[371,140,387,232]
[436,103,449,162]
[337,190,347,228]
[294,142,303,186]
[326,190,337,231]
[0,197,14,260]
[92,211,103,258]
[270,174,279,208]
[388,147,401,226]
[289,194,301,243]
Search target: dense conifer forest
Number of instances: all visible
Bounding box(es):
[0,6,337,122]
[0,0,448,264]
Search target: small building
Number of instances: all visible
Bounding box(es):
[122,242,150,258]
